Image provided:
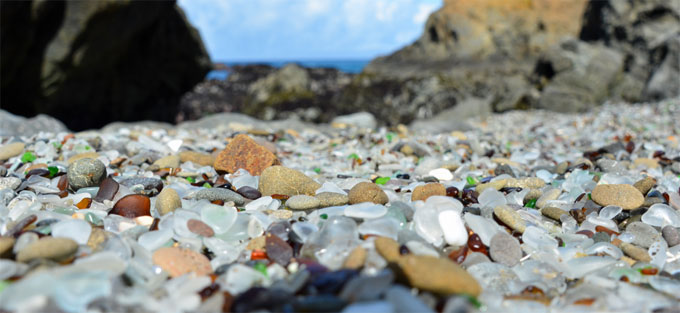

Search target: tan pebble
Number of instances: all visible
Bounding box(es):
[26,163,48,172]
[316,192,349,207]
[246,236,267,250]
[523,188,543,202]
[348,182,388,205]
[555,161,569,175]
[67,152,100,164]
[400,145,414,156]
[259,166,321,196]
[374,236,401,263]
[16,237,78,263]
[475,179,507,193]
[536,188,561,209]
[0,142,25,161]
[268,209,293,220]
[492,158,521,168]
[155,188,182,216]
[591,184,644,210]
[0,236,16,257]
[620,242,651,262]
[151,155,181,170]
[286,195,321,210]
[450,131,467,141]
[633,158,659,169]
[87,227,110,251]
[632,176,656,196]
[506,177,545,189]
[541,207,568,221]
[397,255,482,296]
[411,183,446,202]
[343,246,367,269]
[179,151,216,166]
[214,134,279,175]
[494,205,526,233]
[152,247,212,277]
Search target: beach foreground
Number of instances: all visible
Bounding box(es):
[0,99,679,312]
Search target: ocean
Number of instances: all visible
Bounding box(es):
[206,59,370,80]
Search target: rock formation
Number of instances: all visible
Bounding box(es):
[1,0,211,131]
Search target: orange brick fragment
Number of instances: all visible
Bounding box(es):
[213,134,279,175]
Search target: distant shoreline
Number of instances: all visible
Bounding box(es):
[207,59,369,79]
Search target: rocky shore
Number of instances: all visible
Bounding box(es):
[0,98,679,312]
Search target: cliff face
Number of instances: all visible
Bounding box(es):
[1,0,211,131]
[370,0,588,67]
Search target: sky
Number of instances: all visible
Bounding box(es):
[177,0,441,61]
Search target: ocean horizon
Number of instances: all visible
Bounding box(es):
[206,59,370,80]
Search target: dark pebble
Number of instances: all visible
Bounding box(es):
[266,233,293,266]
[119,177,164,193]
[26,168,50,178]
[494,164,515,177]
[293,295,346,313]
[94,177,119,202]
[266,221,291,241]
[306,269,358,294]
[232,287,294,313]
[237,186,261,200]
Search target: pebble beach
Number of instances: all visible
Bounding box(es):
[1,99,679,312]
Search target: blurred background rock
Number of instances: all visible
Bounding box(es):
[1,0,678,132]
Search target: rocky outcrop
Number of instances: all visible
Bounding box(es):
[179,64,353,123]
[1,0,211,131]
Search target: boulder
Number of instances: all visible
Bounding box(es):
[1,0,211,131]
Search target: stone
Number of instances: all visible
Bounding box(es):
[348,182,388,205]
[591,232,610,244]
[87,227,110,251]
[374,237,401,263]
[489,232,521,267]
[119,177,164,194]
[662,226,680,247]
[109,194,151,218]
[591,184,644,210]
[632,176,656,196]
[316,192,349,207]
[541,207,568,221]
[505,177,545,189]
[1,1,211,131]
[152,247,213,278]
[343,246,367,269]
[246,236,266,251]
[265,233,293,266]
[214,134,279,175]
[411,183,446,202]
[286,195,320,210]
[620,242,651,262]
[269,210,293,220]
[0,236,15,258]
[155,187,182,216]
[67,158,106,190]
[626,222,663,248]
[331,112,377,129]
[179,151,216,166]
[0,111,67,137]
[0,142,25,161]
[0,177,21,191]
[237,186,262,200]
[536,188,561,209]
[67,152,100,165]
[93,177,119,202]
[428,168,453,181]
[151,155,180,169]
[438,210,467,246]
[493,205,526,233]
[192,188,245,206]
[633,158,659,169]
[259,166,321,197]
[187,219,214,237]
[16,237,78,263]
[475,179,508,194]
[396,255,481,296]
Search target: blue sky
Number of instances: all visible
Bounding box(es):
[177,0,441,61]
